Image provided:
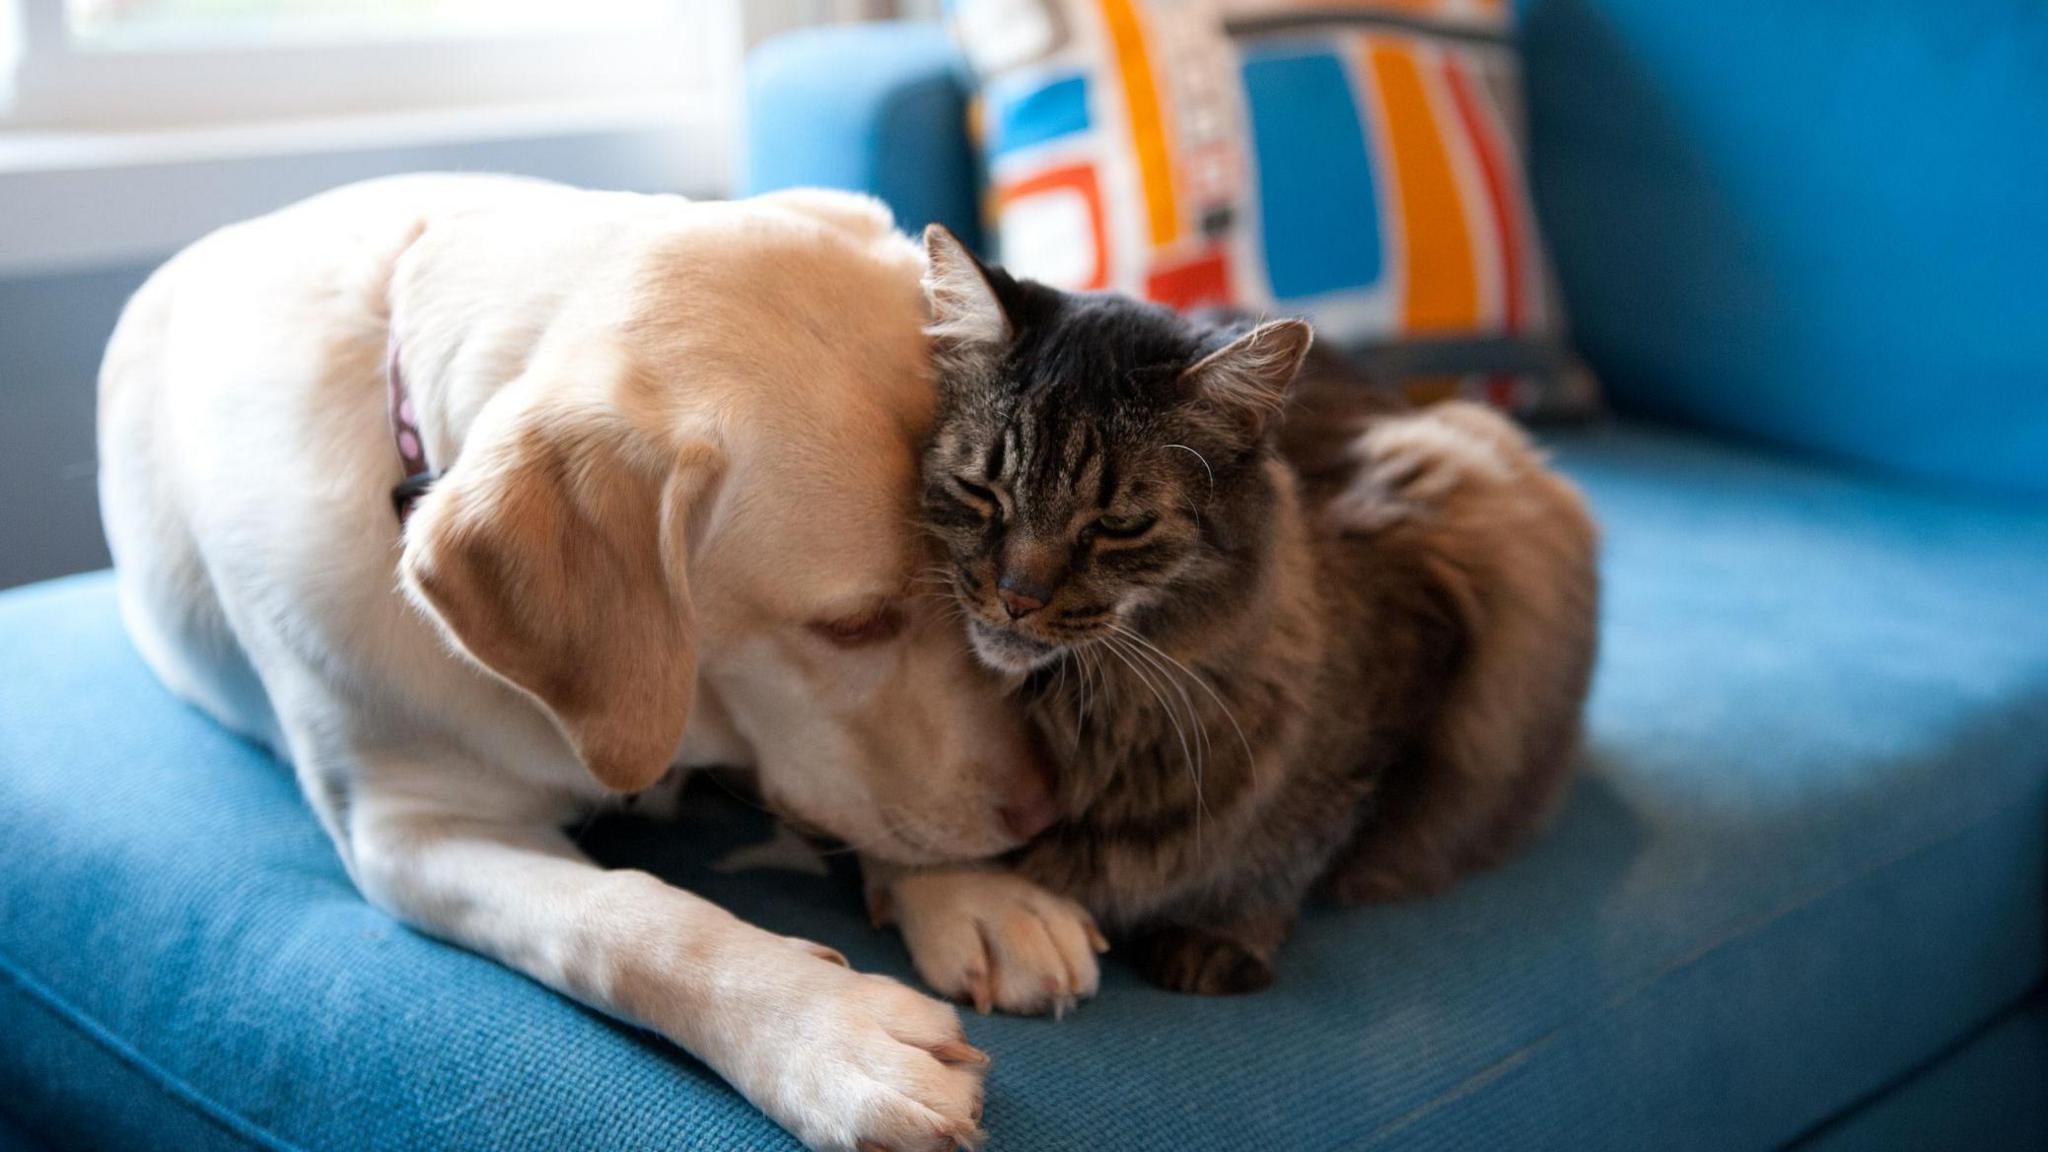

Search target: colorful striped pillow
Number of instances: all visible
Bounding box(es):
[950,0,1599,417]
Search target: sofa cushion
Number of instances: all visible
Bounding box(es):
[1522,0,2048,494]
[940,3,1599,419]
[2,422,2045,1151]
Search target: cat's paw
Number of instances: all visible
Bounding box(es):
[1322,854,1457,905]
[885,869,1107,1017]
[1136,926,1276,996]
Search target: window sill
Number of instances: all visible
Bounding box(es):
[0,94,731,277]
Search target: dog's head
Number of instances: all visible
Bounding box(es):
[393,191,1051,865]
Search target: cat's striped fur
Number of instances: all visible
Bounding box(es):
[914,228,1599,994]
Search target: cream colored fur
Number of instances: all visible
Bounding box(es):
[98,174,1048,1152]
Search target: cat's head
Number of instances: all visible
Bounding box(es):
[917,225,1314,673]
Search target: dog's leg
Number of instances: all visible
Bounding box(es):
[867,858,1106,1018]
[339,773,989,1152]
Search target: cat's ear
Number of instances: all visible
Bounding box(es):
[922,224,1012,349]
[1181,319,1315,440]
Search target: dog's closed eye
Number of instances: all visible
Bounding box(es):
[809,604,905,647]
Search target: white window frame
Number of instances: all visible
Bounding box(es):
[0,1,747,277]
[1,0,738,128]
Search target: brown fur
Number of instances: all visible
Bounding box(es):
[917,232,1600,994]
[1027,383,1595,992]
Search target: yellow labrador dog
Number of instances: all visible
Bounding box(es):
[98,174,1057,1152]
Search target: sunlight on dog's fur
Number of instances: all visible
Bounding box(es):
[98,174,1043,1152]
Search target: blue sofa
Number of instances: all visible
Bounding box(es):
[4,7,2046,1150]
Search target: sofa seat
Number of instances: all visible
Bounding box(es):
[1790,993,2048,1151]
[3,422,2044,1151]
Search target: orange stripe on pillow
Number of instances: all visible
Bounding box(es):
[1443,54,1521,332]
[1099,0,1179,248]
[1301,0,1487,15]
[1368,39,1479,333]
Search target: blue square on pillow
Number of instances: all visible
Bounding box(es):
[1241,42,1383,300]
[987,71,1091,157]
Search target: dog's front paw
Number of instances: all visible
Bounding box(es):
[725,936,989,1152]
[884,869,1107,1017]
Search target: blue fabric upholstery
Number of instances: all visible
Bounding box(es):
[3,424,2045,1150]
[744,23,984,252]
[1791,995,2048,1151]
[0,1109,51,1152]
[753,15,2048,494]
[1520,0,2048,494]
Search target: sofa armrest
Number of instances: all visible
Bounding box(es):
[743,22,983,252]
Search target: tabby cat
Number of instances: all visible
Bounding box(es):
[868,227,1598,1007]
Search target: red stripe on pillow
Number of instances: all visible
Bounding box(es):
[1444,54,1522,335]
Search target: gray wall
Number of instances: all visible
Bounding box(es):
[0,116,731,590]
[0,263,150,588]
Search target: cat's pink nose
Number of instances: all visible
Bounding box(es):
[996,569,1053,618]
[999,758,1058,841]
[998,586,1046,618]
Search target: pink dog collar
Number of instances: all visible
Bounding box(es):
[387,340,439,523]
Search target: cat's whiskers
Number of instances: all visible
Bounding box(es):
[1077,646,1095,735]
[908,588,968,617]
[1115,633,1217,846]
[1102,633,1206,857]
[1126,634,1211,858]
[1105,627,1196,770]
[1110,621,1257,788]
[1164,443,1216,497]
[1071,644,1100,751]
[905,587,974,631]
[1162,445,1214,529]
[1113,631,1213,792]
[905,592,988,666]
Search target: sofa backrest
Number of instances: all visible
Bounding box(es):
[745,23,985,254]
[745,12,2048,495]
[1520,0,2048,495]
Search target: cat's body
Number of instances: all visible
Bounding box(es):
[877,229,1599,1001]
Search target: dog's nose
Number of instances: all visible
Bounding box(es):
[996,572,1051,619]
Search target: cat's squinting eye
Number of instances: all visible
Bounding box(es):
[1093,513,1157,539]
[809,604,905,647]
[953,476,1001,516]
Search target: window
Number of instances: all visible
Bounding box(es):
[2,0,735,127]
[66,0,677,48]
[0,11,19,103]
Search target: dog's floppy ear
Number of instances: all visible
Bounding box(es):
[400,400,723,793]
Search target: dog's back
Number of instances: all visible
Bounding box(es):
[100,175,553,754]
